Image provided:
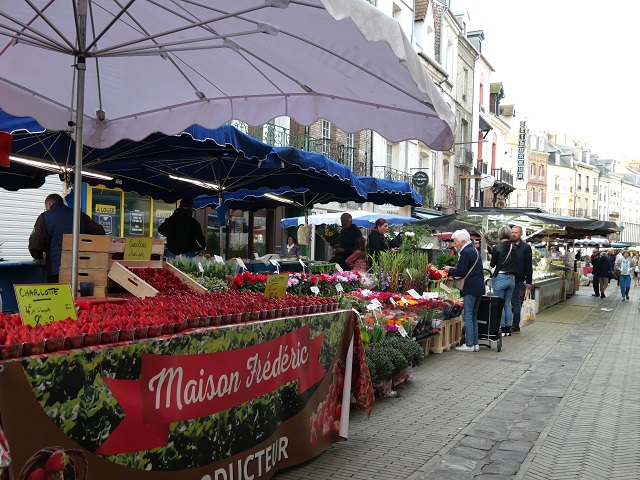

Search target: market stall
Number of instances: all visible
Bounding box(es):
[0,305,364,480]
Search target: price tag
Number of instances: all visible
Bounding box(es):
[401,296,412,305]
[299,258,306,271]
[214,255,225,264]
[407,289,422,300]
[123,237,153,261]
[335,263,344,272]
[406,268,413,280]
[269,259,280,274]
[371,298,383,309]
[389,297,397,307]
[15,284,77,326]
[263,274,289,300]
[423,292,439,299]
[439,283,452,294]
[254,252,260,259]
[335,283,344,293]
[236,258,247,270]
[198,262,204,273]
[366,303,378,311]
[310,286,320,295]
[397,325,408,337]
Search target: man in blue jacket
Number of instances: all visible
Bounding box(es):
[29,193,106,283]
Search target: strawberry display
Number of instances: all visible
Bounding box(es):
[309,360,345,445]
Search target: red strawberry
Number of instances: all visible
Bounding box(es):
[25,466,46,480]
[44,450,68,473]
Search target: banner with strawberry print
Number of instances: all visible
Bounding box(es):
[0,311,355,480]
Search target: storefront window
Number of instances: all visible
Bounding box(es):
[91,187,122,237]
[123,192,151,237]
[228,210,248,258]
[254,214,267,257]
[154,200,176,239]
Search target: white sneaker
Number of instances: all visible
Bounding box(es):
[474,345,480,352]
[455,344,475,352]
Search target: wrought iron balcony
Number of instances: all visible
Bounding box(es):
[491,168,514,187]
[455,147,474,169]
[440,185,456,207]
[231,120,371,177]
[372,166,412,183]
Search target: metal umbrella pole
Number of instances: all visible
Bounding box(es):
[70,0,87,299]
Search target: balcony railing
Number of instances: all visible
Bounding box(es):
[440,185,456,207]
[455,147,474,169]
[527,202,547,210]
[491,168,513,186]
[372,166,412,183]
[232,120,371,177]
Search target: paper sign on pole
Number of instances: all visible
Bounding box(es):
[198,262,204,273]
[299,259,306,272]
[15,284,77,326]
[123,237,153,260]
[310,286,320,295]
[405,269,413,280]
[439,283,452,294]
[335,263,344,272]
[214,255,225,264]
[397,325,408,337]
[335,283,344,293]
[236,258,247,270]
[389,297,397,307]
[263,274,289,299]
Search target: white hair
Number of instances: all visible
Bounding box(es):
[451,229,471,244]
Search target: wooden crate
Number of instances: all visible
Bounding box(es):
[429,316,463,354]
[108,261,208,298]
[62,234,114,252]
[59,267,114,287]
[61,251,112,270]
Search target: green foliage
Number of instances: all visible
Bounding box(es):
[434,253,458,269]
[366,344,407,380]
[170,256,236,279]
[378,336,424,367]
[365,345,395,383]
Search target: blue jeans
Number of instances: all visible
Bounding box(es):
[493,273,515,328]
[620,274,631,297]
[511,281,525,327]
[463,295,481,346]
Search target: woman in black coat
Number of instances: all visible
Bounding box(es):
[367,218,403,267]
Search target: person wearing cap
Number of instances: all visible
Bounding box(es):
[158,197,206,257]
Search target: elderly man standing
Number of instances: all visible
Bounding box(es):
[509,225,533,334]
[331,213,363,271]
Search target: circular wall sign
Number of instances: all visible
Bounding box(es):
[412,171,429,187]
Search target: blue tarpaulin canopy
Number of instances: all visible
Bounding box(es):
[0,110,367,203]
[356,176,422,207]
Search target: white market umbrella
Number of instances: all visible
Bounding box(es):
[282,211,417,228]
[0,0,455,295]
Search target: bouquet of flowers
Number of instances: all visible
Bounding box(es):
[320,224,342,248]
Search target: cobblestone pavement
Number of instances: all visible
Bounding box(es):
[275,284,639,480]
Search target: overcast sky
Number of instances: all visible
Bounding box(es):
[449,0,640,160]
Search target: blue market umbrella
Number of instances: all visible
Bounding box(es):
[356,177,422,207]
[0,110,368,204]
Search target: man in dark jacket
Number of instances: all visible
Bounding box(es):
[509,225,533,333]
[590,248,601,297]
[330,213,363,271]
[29,193,106,283]
[158,197,206,257]
[593,250,612,298]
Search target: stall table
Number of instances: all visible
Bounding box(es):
[0,310,362,480]
[532,276,565,313]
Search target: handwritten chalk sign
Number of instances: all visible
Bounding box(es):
[15,284,77,326]
[123,237,153,261]
[263,274,289,300]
